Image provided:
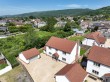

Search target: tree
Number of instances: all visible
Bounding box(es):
[24,28,37,49]
[29,16,36,19]
[7,22,15,26]
[91,26,99,32]
[40,17,57,32]
[63,22,71,32]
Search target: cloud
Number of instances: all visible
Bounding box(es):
[0,6,38,16]
[66,4,81,8]
[58,4,88,8]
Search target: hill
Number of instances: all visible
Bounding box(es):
[2,6,110,17]
[85,6,110,15]
[14,9,92,17]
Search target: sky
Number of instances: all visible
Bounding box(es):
[0,0,110,16]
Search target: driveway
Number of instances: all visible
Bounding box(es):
[85,75,102,82]
[18,53,66,82]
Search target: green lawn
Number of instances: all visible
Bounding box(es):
[36,31,53,38]
[80,48,86,56]
[68,36,84,41]
[0,63,8,70]
[0,30,72,67]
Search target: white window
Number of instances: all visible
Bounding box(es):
[62,58,66,61]
[92,70,99,75]
[49,52,52,55]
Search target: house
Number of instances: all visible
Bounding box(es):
[75,31,84,36]
[54,21,67,27]
[0,26,8,32]
[0,20,6,26]
[73,29,84,36]
[86,46,110,80]
[80,21,90,30]
[55,63,87,82]
[44,36,80,64]
[19,48,40,64]
[82,32,106,47]
[15,21,24,27]
[32,19,46,28]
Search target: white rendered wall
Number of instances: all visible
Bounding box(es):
[19,53,30,64]
[29,55,40,62]
[86,60,110,77]
[82,38,98,46]
[55,75,69,82]
[45,43,80,64]
[19,53,40,64]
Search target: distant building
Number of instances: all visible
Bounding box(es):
[73,28,84,36]
[0,26,8,32]
[54,21,67,27]
[32,19,46,28]
[0,20,6,26]
[82,32,106,47]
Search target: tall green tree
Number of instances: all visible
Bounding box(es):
[24,28,37,49]
[63,22,71,32]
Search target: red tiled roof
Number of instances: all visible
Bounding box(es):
[55,63,87,82]
[22,48,40,60]
[46,36,76,53]
[85,32,106,44]
[104,73,110,77]
[88,46,110,67]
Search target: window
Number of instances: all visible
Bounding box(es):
[49,52,52,55]
[62,51,66,55]
[92,70,99,75]
[94,62,100,67]
[62,58,66,61]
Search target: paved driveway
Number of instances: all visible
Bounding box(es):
[85,75,102,82]
[18,53,66,82]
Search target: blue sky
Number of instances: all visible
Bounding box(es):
[0,0,110,16]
